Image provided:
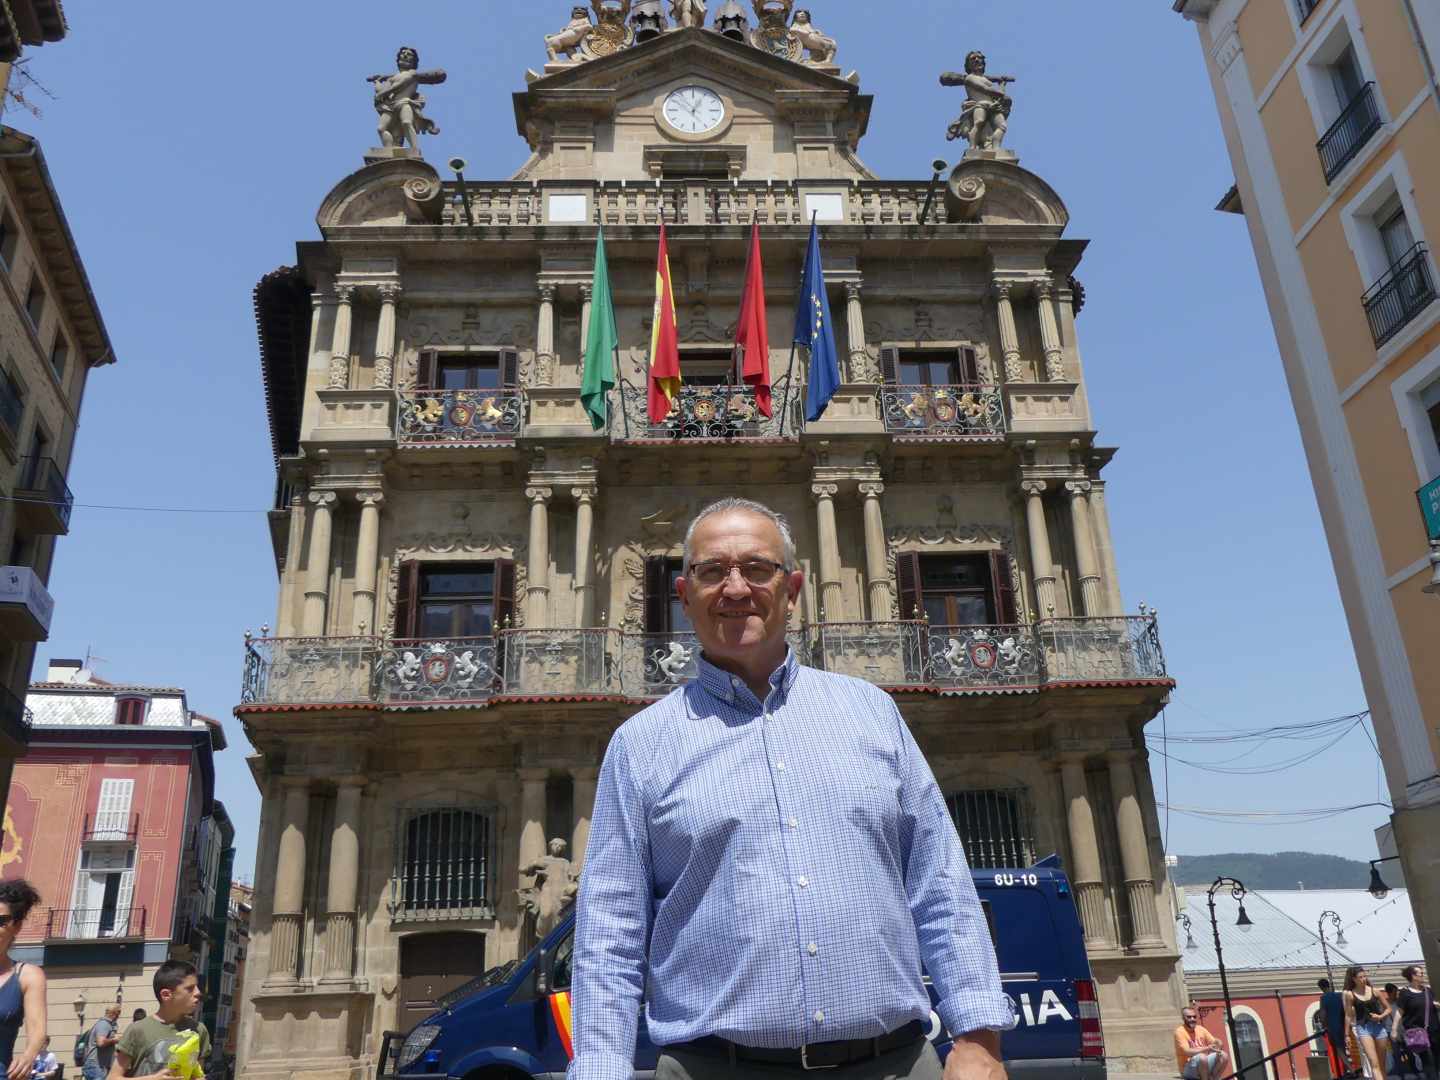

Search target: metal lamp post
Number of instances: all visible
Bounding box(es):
[1368,856,1400,898]
[1316,909,1346,982]
[1206,876,1254,1080]
[1176,912,1199,952]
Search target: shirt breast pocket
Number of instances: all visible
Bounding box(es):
[823,759,897,834]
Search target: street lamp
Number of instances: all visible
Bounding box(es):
[1316,910,1346,982]
[1176,912,1199,952]
[1368,856,1400,899]
[1206,877,1252,1080]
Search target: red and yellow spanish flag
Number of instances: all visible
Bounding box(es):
[648,220,682,424]
[734,221,772,417]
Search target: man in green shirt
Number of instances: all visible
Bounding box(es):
[109,961,210,1080]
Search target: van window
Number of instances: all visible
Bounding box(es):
[552,931,574,990]
[986,887,1061,974]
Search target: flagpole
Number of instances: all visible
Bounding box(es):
[779,211,819,437]
[616,343,628,439]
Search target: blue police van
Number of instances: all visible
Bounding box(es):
[378,858,1105,1080]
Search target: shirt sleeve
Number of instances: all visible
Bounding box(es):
[567,729,653,1080]
[115,1026,143,1070]
[893,703,1016,1038]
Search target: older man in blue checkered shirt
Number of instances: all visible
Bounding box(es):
[570,498,1015,1080]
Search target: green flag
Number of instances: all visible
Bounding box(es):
[581,229,617,431]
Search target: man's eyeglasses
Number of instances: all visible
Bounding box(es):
[688,559,787,588]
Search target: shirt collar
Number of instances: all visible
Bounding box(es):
[696,647,800,707]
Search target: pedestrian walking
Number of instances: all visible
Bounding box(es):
[1346,966,1393,1080]
[1319,979,1351,1078]
[1396,967,1438,1080]
[79,1006,120,1080]
[0,880,48,1080]
[109,961,209,1080]
[570,499,1015,1080]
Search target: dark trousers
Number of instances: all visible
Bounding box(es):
[657,1038,944,1080]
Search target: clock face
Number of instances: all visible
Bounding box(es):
[663,85,726,135]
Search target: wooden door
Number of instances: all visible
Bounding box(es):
[398,932,486,1033]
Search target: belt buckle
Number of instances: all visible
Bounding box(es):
[800,1045,839,1071]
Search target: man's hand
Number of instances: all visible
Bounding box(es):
[945,1030,1007,1080]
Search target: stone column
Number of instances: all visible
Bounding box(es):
[1058,756,1110,947]
[844,282,872,382]
[373,283,401,390]
[571,766,599,868]
[518,768,548,877]
[322,779,365,981]
[526,487,553,627]
[1022,481,1057,618]
[1107,751,1162,946]
[310,292,332,387]
[267,778,310,985]
[1066,481,1104,617]
[535,284,556,387]
[859,482,893,620]
[579,284,593,357]
[352,492,385,634]
[992,281,1024,383]
[572,486,597,628]
[278,493,306,637]
[1088,482,1125,616]
[302,491,337,636]
[811,484,843,620]
[1036,278,1066,382]
[328,285,355,390]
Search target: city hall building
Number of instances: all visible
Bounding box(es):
[236,6,1184,1078]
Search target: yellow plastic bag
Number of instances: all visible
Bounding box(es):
[166,1032,203,1080]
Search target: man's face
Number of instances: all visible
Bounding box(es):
[1182,1011,1198,1028]
[162,975,201,1016]
[677,510,802,667]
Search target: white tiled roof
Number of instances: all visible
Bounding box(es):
[25,690,190,728]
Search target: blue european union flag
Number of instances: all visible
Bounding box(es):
[793,221,841,423]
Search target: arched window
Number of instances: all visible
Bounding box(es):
[1232,1010,1268,1080]
[1305,1002,1325,1055]
[946,788,1035,869]
[395,808,491,918]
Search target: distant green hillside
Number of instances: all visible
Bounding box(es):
[1173,852,1372,891]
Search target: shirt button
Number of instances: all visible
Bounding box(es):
[776,761,786,772]
[787,817,799,829]
[807,942,818,956]
[814,1011,825,1023]
[797,876,808,888]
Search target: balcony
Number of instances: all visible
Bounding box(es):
[241,635,378,706]
[614,379,797,442]
[44,906,147,941]
[1363,242,1437,347]
[377,636,498,704]
[880,384,1006,440]
[82,811,139,842]
[396,388,524,446]
[1317,82,1383,183]
[13,456,73,535]
[0,565,53,641]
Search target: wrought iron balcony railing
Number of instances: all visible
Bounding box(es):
[880,384,1006,438]
[502,628,620,697]
[1363,242,1437,347]
[810,622,1042,689]
[396,389,524,445]
[83,811,139,842]
[1317,82,1383,182]
[1037,616,1167,684]
[241,634,379,706]
[45,906,146,941]
[614,378,798,441]
[377,637,499,704]
[15,456,74,531]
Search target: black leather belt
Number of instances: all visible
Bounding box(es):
[668,1020,926,1071]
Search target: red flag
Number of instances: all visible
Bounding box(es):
[648,221,682,424]
[734,222,772,417]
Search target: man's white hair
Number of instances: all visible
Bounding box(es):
[682,498,798,573]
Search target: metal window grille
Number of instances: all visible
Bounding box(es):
[946,788,1035,869]
[1317,82,1382,183]
[1363,242,1437,346]
[393,808,492,920]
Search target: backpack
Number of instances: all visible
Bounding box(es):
[73,1019,94,1067]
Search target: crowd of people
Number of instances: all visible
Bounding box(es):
[0,879,215,1080]
[1315,966,1440,1080]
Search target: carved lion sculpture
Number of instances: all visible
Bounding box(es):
[546,6,593,60]
[791,9,836,63]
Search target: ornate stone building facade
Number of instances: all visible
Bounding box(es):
[236,9,1183,1078]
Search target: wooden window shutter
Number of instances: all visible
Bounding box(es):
[493,558,517,632]
[958,345,980,385]
[394,560,420,639]
[415,350,438,391]
[895,551,924,621]
[499,348,520,389]
[644,556,671,634]
[879,346,900,384]
[988,549,1017,625]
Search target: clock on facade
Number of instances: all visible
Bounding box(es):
[662,85,726,135]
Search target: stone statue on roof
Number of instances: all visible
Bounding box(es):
[790,9,836,65]
[368,46,447,156]
[670,0,706,28]
[546,6,594,62]
[941,51,1016,153]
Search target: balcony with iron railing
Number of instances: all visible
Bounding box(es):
[82,811,139,843]
[880,384,1006,439]
[395,389,525,446]
[1317,82,1383,182]
[13,456,73,535]
[43,906,146,942]
[613,377,799,443]
[241,617,1167,708]
[1363,242,1437,347]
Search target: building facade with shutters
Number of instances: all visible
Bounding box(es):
[236,10,1183,1078]
[2,660,227,1063]
[1172,0,1440,983]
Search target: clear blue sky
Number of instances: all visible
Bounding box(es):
[14,1,1387,883]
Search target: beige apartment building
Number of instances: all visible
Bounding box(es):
[0,0,115,809]
[1172,0,1440,978]
[235,7,1185,1078]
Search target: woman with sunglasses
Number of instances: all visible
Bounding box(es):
[1345,965,1393,1080]
[0,880,47,1080]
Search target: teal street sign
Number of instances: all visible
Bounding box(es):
[1420,475,1440,542]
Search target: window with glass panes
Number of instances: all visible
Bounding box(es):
[392,560,515,640]
[415,349,519,391]
[895,550,1017,625]
[1378,198,1416,269]
[1330,44,1365,111]
[644,556,693,634]
[880,346,981,387]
